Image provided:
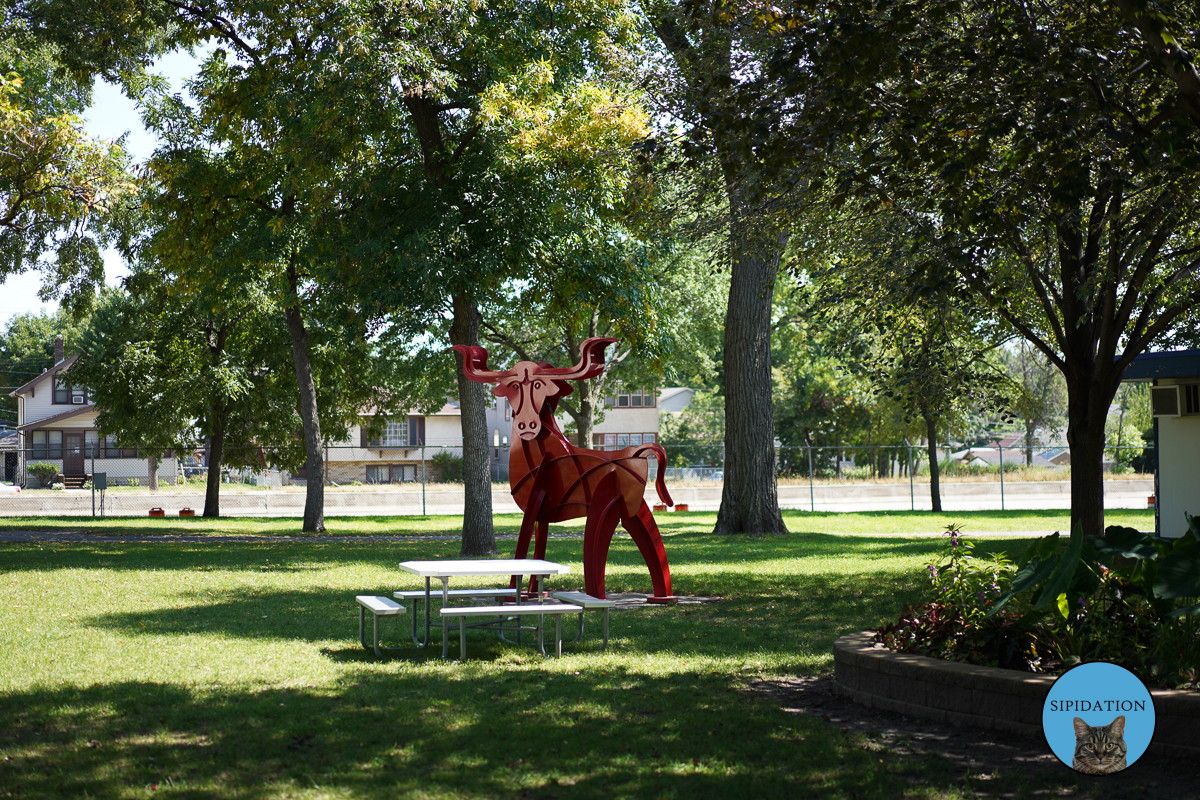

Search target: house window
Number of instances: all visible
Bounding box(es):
[593,433,656,450]
[103,435,138,459]
[366,464,416,484]
[31,431,63,459]
[53,375,88,405]
[365,416,425,448]
[606,388,656,408]
[383,419,408,447]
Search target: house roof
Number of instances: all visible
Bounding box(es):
[0,430,17,450]
[16,402,97,432]
[1122,350,1200,381]
[658,387,693,401]
[8,354,79,398]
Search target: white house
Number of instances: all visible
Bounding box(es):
[322,402,464,484]
[8,338,177,487]
[1122,349,1200,539]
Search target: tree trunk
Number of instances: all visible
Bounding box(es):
[284,265,325,533]
[148,456,158,492]
[203,408,226,518]
[923,411,942,512]
[713,214,787,535]
[1025,419,1035,467]
[450,291,498,556]
[574,378,597,449]
[1065,370,1116,539]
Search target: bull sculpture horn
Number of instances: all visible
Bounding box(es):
[449,345,514,382]
[541,337,618,380]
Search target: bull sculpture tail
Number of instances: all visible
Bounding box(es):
[633,443,673,507]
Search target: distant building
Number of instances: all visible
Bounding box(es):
[8,338,177,487]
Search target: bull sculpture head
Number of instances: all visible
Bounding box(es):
[450,338,618,441]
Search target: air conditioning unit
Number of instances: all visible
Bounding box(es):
[1152,386,1180,417]
[1151,384,1200,418]
[71,395,85,404]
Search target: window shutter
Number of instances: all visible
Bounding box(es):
[409,416,425,446]
[360,423,368,448]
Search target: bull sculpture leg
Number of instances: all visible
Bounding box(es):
[511,487,549,598]
[580,473,675,602]
[620,502,674,602]
[582,472,625,599]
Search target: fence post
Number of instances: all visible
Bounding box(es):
[998,444,1006,511]
[91,441,95,517]
[904,440,914,511]
[806,443,815,512]
[421,445,426,516]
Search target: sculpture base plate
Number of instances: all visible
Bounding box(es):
[646,596,678,604]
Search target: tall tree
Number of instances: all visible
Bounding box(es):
[72,268,315,517]
[768,0,1200,537]
[364,1,652,555]
[0,31,134,314]
[642,1,794,534]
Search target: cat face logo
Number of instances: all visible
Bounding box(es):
[1041,662,1155,774]
[1072,715,1127,775]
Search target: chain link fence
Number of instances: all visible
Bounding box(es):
[0,440,1155,517]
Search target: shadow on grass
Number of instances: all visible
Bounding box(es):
[0,668,973,800]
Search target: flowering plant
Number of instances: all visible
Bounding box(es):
[926,523,1013,625]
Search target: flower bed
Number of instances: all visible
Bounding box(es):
[873,522,1200,690]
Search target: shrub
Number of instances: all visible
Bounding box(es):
[430,451,464,483]
[26,462,60,488]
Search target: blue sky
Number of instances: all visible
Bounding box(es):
[0,49,203,327]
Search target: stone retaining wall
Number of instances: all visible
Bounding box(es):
[833,631,1200,757]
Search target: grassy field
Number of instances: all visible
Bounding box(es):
[0,514,1147,799]
[0,507,1155,537]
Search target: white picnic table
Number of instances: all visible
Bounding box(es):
[398,559,571,658]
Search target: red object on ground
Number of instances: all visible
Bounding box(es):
[675,504,689,512]
[1148,495,1156,508]
[452,337,675,601]
[148,508,165,517]
[179,508,195,516]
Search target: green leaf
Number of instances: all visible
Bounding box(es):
[986,555,1056,616]
[1031,522,1085,610]
[1056,592,1070,620]
[1092,525,1158,561]
[1153,542,1200,599]
[1169,602,1200,618]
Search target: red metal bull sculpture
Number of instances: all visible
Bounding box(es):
[451,337,675,602]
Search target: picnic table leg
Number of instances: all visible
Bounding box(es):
[459,612,468,661]
[603,608,610,650]
[514,575,523,645]
[424,577,432,648]
[440,577,451,660]
[555,614,563,657]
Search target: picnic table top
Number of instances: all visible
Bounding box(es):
[398,559,570,578]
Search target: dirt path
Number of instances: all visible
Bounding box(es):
[753,674,1200,799]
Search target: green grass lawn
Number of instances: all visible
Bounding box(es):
[0,507,1155,537]
[0,520,1125,799]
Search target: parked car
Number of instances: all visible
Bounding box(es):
[0,482,21,494]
